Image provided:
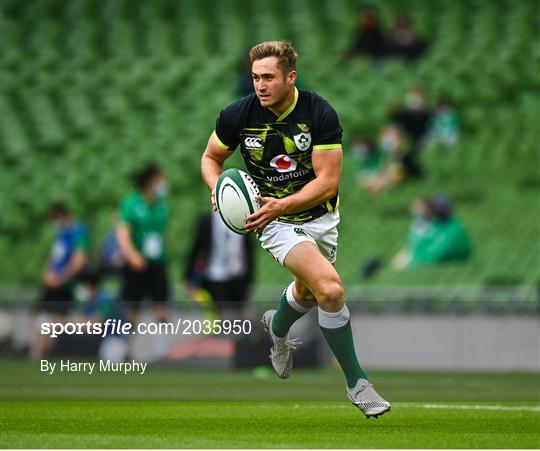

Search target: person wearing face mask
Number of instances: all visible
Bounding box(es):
[427,95,460,147]
[392,195,472,270]
[183,211,255,319]
[390,87,431,149]
[29,203,89,359]
[363,124,413,195]
[116,163,170,331]
[39,203,89,314]
[346,9,387,61]
[385,13,427,61]
[351,136,382,186]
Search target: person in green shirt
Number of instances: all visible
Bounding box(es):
[427,96,460,148]
[351,136,383,185]
[116,163,170,325]
[363,124,412,196]
[393,195,472,270]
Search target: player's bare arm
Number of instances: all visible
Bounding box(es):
[245,148,343,233]
[201,133,233,210]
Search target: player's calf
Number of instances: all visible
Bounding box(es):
[317,302,390,417]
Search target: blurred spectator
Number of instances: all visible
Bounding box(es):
[29,203,89,359]
[385,13,427,61]
[76,270,123,329]
[427,96,460,147]
[348,9,386,60]
[351,136,382,184]
[98,212,125,276]
[363,124,421,195]
[389,87,432,148]
[184,211,254,319]
[392,195,472,270]
[116,163,170,325]
[43,270,128,361]
[75,270,127,363]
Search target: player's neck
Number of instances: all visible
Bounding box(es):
[268,87,295,117]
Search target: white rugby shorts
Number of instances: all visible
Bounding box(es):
[258,211,340,265]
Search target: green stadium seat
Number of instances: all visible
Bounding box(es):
[0,0,538,298]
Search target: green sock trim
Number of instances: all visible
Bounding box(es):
[320,320,368,389]
[271,291,307,338]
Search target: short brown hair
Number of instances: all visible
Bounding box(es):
[249,41,298,73]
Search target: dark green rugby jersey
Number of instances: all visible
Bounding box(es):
[214,87,343,224]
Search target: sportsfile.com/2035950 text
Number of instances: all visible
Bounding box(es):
[40,319,252,338]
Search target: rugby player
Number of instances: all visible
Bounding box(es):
[201,41,390,418]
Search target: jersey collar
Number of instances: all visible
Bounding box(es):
[275,87,299,122]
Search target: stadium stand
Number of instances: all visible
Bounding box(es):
[0,0,538,309]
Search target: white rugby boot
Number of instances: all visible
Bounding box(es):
[347,378,391,418]
[261,309,302,379]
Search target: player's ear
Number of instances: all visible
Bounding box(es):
[288,70,297,86]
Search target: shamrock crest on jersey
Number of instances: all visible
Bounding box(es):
[293,132,312,151]
[293,123,312,151]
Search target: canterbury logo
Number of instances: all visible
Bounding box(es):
[244,137,263,149]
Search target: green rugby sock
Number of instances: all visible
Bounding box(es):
[271,284,310,338]
[319,306,368,389]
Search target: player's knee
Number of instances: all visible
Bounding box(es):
[313,279,344,309]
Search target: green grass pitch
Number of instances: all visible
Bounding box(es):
[1,359,539,448]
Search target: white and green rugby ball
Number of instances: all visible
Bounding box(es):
[215,168,261,235]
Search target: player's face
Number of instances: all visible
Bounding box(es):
[252,57,295,110]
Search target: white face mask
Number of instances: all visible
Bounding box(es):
[75,285,92,303]
[154,181,169,198]
[381,133,400,153]
[406,93,424,110]
[354,142,370,157]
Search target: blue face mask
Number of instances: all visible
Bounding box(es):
[154,181,169,198]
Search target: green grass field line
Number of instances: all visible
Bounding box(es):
[1,359,539,402]
[1,360,539,448]
[2,401,539,448]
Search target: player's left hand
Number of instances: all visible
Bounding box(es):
[245,196,285,234]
